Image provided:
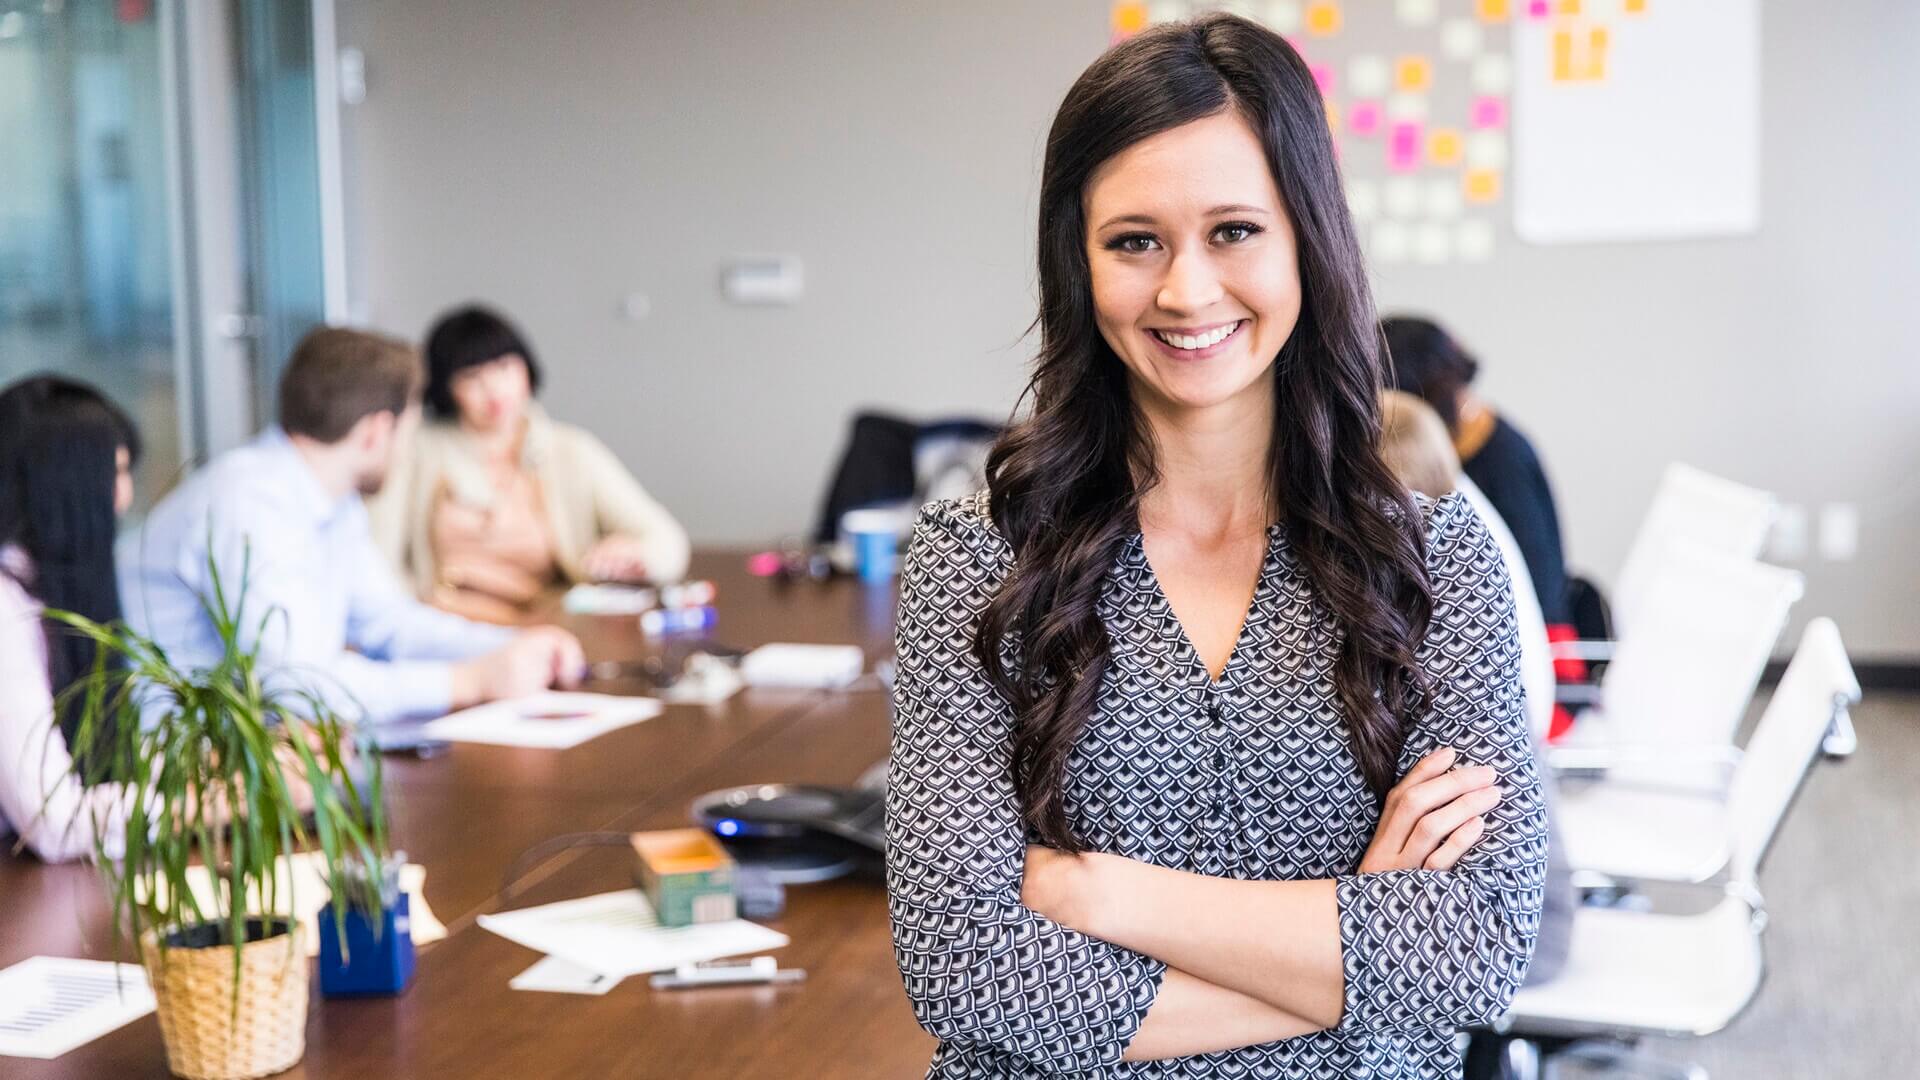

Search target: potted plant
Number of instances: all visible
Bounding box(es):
[50,553,390,1080]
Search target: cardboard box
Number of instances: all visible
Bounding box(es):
[630,829,738,927]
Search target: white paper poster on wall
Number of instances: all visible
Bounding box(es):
[1512,0,1759,244]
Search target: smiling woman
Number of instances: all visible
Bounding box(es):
[886,13,1547,1080]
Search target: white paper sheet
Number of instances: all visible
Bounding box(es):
[509,955,624,995]
[420,692,661,749]
[0,957,156,1060]
[145,851,445,958]
[477,890,788,978]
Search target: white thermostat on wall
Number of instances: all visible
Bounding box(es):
[720,255,804,305]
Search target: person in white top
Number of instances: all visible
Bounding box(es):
[0,376,146,861]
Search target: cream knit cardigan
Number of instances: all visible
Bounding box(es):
[369,403,690,596]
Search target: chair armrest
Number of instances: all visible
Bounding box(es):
[1547,743,1743,794]
[1551,639,1617,663]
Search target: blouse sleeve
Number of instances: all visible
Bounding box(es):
[576,430,692,583]
[0,582,133,863]
[1333,493,1549,1032]
[888,498,1165,1073]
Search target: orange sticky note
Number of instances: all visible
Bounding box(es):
[1305,2,1342,36]
[1428,128,1463,166]
[1395,55,1432,92]
[1464,169,1501,203]
[1475,0,1510,22]
[1111,2,1149,36]
[1552,29,1575,80]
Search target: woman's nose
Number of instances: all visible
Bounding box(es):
[1156,249,1226,315]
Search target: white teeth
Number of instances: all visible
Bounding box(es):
[1154,322,1239,350]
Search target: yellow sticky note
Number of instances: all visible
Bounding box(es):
[1428,128,1463,166]
[1557,0,1580,14]
[1395,55,1432,92]
[1475,0,1510,22]
[1324,98,1341,133]
[1464,169,1502,204]
[1305,1,1342,36]
[1111,2,1149,35]
[1625,0,1647,12]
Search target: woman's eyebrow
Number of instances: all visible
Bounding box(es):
[1094,204,1273,231]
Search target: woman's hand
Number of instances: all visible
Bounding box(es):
[1022,846,1104,932]
[583,535,651,583]
[1358,746,1503,873]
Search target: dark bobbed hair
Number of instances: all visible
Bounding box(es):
[421,305,543,420]
[976,14,1434,850]
[278,326,422,443]
[1381,315,1480,433]
[0,375,141,751]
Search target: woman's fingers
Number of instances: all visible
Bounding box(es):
[1424,814,1488,871]
[1399,746,1457,789]
[1402,784,1503,865]
[1377,762,1497,854]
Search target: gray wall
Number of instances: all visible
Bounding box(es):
[339,0,1919,659]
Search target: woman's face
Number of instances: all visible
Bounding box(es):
[449,354,532,434]
[113,446,133,517]
[1083,109,1302,423]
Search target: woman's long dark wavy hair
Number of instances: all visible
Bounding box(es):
[0,375,141,759]
[974,14,1433,851]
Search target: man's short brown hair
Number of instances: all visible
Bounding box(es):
[278,327,423,443]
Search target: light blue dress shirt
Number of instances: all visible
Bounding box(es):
[120,428,514,725]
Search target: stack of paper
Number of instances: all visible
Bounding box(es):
[562,584,657,615]
[479,889,788,995]
[0,957,155,1060]
[420,692,661,749]
[740,644,864,689]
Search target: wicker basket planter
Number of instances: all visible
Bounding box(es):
[142,919,308,1080]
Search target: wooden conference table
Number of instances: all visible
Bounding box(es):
[0,553,939,1078]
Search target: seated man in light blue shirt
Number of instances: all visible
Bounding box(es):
[122,326,584,726]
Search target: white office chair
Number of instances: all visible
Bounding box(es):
[1608,464,1777,640]
[1490,619,1861,1080]
[1551,543,1804,790]
[1555,618,1860,885]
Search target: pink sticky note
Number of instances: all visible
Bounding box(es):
[1526,0,1550,17]
[1310,63,1336,95]
[1349,100,1383,136]
[1389,122,1423,172]
[1471,95,1507,129]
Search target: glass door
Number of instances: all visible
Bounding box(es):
[0,0,187,503]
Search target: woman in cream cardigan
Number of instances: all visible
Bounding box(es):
[371,305,689,623]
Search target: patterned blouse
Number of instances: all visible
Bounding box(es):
[888,491,1547,1079]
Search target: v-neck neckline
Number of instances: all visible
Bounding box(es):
[1131,524,1285,690]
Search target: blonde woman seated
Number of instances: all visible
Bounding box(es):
[372,306,690,623]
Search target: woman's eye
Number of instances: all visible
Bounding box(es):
[1215,222,1262,244]
[1108,234,1159,253]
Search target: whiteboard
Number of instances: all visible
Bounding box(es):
[1512,0,1760,244]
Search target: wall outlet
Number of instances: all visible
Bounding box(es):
[1767,503,1808,562]
[1817,503,1859,561]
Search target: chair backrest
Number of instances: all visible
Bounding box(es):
[1612,464,1777,637]
[1601,542,1804,750]
[1727,618,1860,882]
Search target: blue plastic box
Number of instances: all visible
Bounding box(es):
[317,893,416,997]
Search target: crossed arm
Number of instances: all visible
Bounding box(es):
[1022,747,1510,1060]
